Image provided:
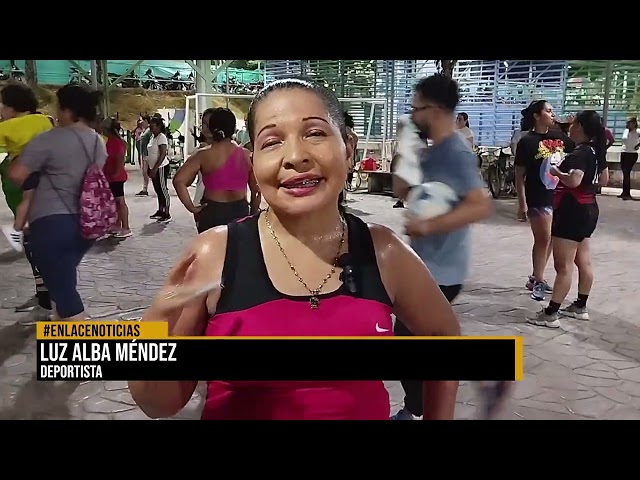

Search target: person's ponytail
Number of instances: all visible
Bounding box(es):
[592,125,608,172]
[521,107,534,131]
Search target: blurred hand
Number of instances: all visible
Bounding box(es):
[404,212,433,237]
[549,165,562,177]
[189,204,204,216]
[142,254,222,335]
[148,253,221,316]
[517,208,527,222]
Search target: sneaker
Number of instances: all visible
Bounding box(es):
[526,275,552,293]
[530,281,547,301]
[136,190,149,197]
[15,295,38,313]
[20,305,53,325]
[149,212,162,219]
[393,201,405,209]
[390,407,421,420]
[2,226,24,252]
[156,215,172,223]
[526,308,561,328]
[114,229,132,239]
[559,303,589,321]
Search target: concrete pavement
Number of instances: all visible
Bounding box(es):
[1,169,639,420]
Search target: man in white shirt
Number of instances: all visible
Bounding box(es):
[620,117,639,200]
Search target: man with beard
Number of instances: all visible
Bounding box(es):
[391,73,493,420]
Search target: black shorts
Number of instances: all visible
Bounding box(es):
[109,181,125,198]
[22,172,40,191]
[552,194,599,243]
[196,199,249,234]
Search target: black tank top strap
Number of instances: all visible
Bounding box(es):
[344,213,392,307]
[216,214,266,314]
[219,221,239,292]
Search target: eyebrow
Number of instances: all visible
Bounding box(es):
[256,116,330,139]
[302,116,329,124]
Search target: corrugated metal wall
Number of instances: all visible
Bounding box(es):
[454,60,567,146]
[265,59,570,146]
[265,60,385,140]
[564,60,640,141]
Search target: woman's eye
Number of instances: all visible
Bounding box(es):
[307,130,326,137]
[261,139,279,149]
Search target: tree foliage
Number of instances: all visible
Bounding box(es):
[25,60,37,85]
[229,60,263,70]
[435,60,457,78]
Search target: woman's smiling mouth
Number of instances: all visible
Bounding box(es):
[279,174,325,197]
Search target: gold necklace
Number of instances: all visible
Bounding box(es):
[264,208,346,310]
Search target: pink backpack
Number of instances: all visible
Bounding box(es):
[73,132,118,239]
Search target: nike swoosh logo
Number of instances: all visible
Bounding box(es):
[375,323,389,333]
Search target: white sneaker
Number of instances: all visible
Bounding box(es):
[114,229,132,238]
[2,226,23,252]
[20,305,53,325]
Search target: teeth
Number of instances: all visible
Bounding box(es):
[285,179,320,188]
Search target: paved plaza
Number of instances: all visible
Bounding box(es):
[1,168,640,420]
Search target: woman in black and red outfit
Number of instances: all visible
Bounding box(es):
[528,110,609,328]
[515,100,575,302]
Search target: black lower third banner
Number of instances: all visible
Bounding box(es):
[37,338,522,382]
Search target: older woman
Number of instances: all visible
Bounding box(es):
[8,84,107,320]
[129,78,461,420]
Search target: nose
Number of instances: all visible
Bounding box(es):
[282,137,311,170]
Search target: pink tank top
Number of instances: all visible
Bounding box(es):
[201,214,394,420]
[202,147,249,191]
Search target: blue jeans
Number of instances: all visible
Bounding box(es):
[29,214,93,318]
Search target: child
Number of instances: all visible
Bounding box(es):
[0,89,54,251]
[2,171,39,251]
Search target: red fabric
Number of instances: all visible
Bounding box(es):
[104,137,128,182]
[361,157,378,171]
[605,128,614,145]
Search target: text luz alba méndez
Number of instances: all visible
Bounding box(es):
[40,342,178,362]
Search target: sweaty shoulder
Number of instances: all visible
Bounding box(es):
[191,224,228,257]
[366,222,413,302]
[187,225,229,311]
[189,225,228,277]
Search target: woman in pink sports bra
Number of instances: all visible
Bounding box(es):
[173,107,261,233]
[129,79,461,420]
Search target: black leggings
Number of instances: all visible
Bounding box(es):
[394,284,462,417]
[620,152,638,196]
[22,230,52,310]
[196,199,250,233]
[150,165,171,214]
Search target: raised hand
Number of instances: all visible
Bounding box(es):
[144,252,222,336]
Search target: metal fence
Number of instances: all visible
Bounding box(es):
[265,60,640,147]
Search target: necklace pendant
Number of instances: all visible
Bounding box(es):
[309,296,320,309]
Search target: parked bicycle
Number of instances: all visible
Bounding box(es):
[345,163,362,192]
[486,147,517,199]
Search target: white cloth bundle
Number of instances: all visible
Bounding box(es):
[393,114,426,187]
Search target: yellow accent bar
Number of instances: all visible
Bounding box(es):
[37,322,524,380]
[36,321,168,340]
